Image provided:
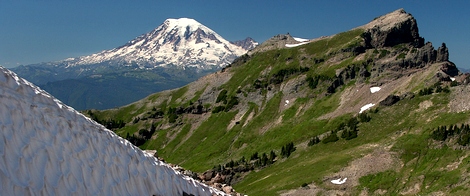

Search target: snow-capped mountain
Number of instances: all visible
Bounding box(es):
[63,18,255,69]
[11,18,257,110]
[0,66,222,195]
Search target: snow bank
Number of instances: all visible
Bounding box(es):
[0,66,222,195]
[451,77,456,81]
[284,100,290,106]
[285,37,310,48]
[370,86,381,93]
[331,178,347,184]
[359,103,375,113]
[293,37,309,42]
[285,42,309,48]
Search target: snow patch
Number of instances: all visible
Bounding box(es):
[285,37,310,48]
[451,77,456,81]
[331,177,347,185]
[359,103,375,113]
[285,42,309,48]
[284,100,290,106]
[370,87,381,93]
[293,37,309,42]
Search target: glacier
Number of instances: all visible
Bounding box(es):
[0,66,223,195]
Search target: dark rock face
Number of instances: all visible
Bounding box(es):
[414,42,437,65]
[437,43,449,62]
[440,61,459,77]
[365,21,424,48]
[373,42,453,77]
[363,9,424,48]
[380,95,401,106]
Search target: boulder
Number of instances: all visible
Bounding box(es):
[183,170,199,180]
[222,185,234,194]
[211,173,225,184]
[199,170,214,182]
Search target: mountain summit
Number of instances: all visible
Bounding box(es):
[62,17,255,69]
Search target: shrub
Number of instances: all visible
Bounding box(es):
[451,81,458,87]
[212,106,226,114]
[250,152,259,161]
[358,113,371,123]
[396,53,406,60]
[281,142,296,158]
[225,96,239,112]
[216,89,228,103]
[322,131,339,144]
[308,136,320,146]
[418,87,433,96]
[168,113,178,123]
[341,129,358,140]
[379,50,390,58]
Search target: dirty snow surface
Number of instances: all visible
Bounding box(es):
[0,66,220,195]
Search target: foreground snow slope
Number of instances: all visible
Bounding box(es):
[0,66,221,195]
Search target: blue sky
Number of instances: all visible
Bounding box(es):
[1,0,469,68]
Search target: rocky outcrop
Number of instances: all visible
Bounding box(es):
[440,61,459,77]
[170,164,246,196]
[248,33,301,54]
[437,43,449,62]
[362,9,424,48]
[380,95,401,106]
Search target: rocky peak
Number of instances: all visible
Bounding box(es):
[437,43,449,62]
[361,8,424,48]
[230,37,258,51]
[248,33,300,54]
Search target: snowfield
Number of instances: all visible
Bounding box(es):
[0,66,222,195]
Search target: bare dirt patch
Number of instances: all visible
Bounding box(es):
[280,147,401,196]
[449,85,470,113]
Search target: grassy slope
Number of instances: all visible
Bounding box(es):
[236,93,470,195]
[86,28,470,195]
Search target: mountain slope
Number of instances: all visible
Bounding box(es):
[12,18,256,110]
[0,66,223,195]
[88,9,470,195]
